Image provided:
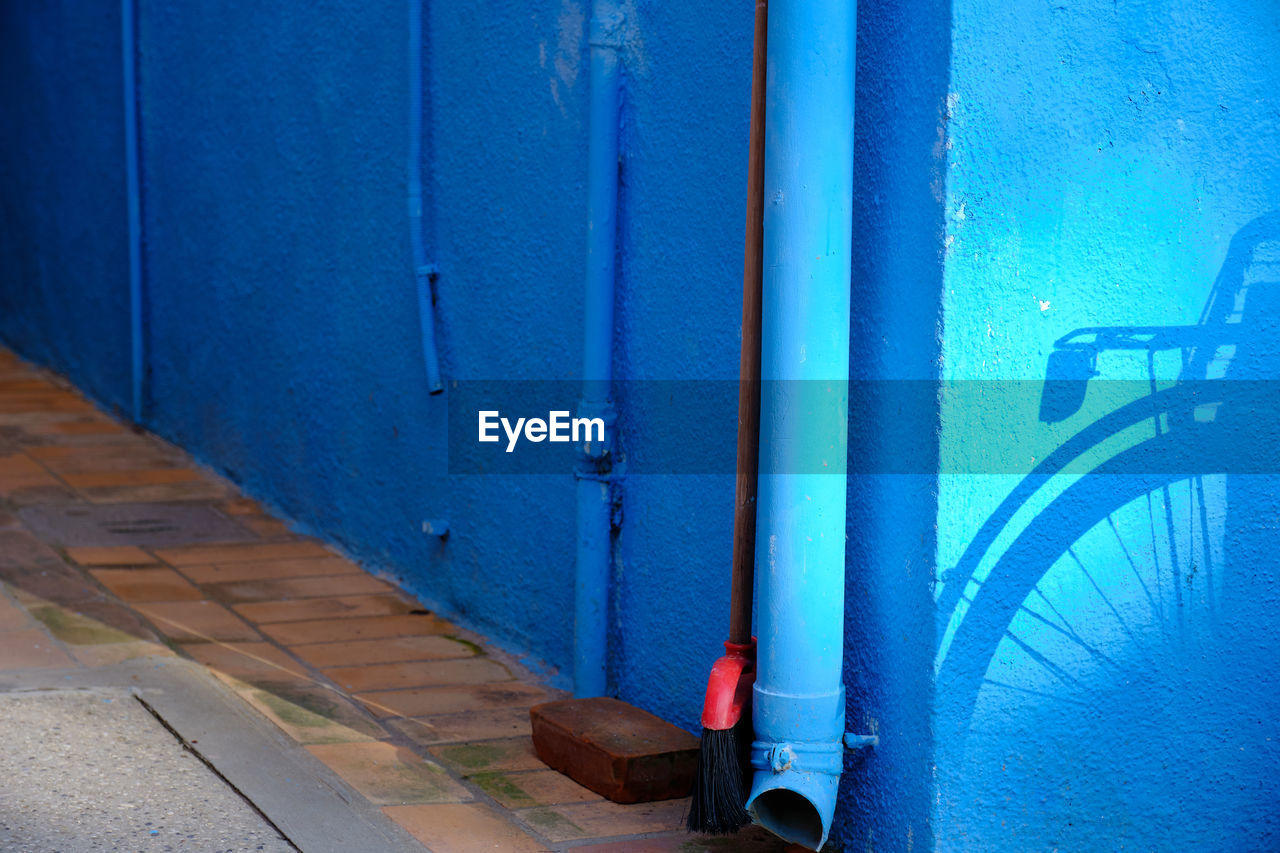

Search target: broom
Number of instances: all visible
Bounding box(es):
[687,0,767,834]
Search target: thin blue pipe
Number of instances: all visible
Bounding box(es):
[744,0,855,847]
[409,0,443,394]
[573,3,623,699]
[123,0,143,422]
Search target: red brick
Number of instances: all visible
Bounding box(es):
[529,698,698,804]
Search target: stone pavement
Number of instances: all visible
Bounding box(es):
[0,347,800,853]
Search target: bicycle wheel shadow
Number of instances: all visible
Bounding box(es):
[934,211,1280,848]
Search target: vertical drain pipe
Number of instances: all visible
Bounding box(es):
[409,0,444,394]
[122,0,144,422]
[744,0,855,847]
[573,1,623,698]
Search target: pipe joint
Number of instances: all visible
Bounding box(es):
[575,398,617,464]
[588,9,625,50]
[746,685,846,849]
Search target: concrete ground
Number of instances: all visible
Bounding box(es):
[0,347,798,853]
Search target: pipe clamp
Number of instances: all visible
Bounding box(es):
[750,739,843,777]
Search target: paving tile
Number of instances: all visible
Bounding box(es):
[27,605,136,646]
[0,396,92,414]
[288,635,476,668]
[356,682,550,719]
[515,797,690,843]
[326,657,512,692]
[0,627,75,669]
[383,802,550,853]
[0,596,35,631]
[26,419,125,438]
[206,573,396,603]
[69,639,176,667]
[68,600,160,641]
[392,707,535,745]
[0,453,59,493]
[4,484,79,505]
[234,683,385,744]
[155,540,333,566]
[134,600,261,642]
[0,453,47,476]
[82,481,230,503]
[0,409,91,425]
[235,516,293,539]
[259,612,455,645]
[176,556,359,584]
[233,594,413,624]
[221,497,265,515]
[89,568,203,602]
[430,738,547,774]
[569,827,801,852]
[306,742,472,805]
[28,445,179,474]
[471,769,602,809]
[181,640,311,684]
[0,559,101,606]
[65,546,158,566]
[0,529,67,572]
[60,468,202,489]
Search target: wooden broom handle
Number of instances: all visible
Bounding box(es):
[728,0,767,647]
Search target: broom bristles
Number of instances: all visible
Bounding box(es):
[686,721,752,834]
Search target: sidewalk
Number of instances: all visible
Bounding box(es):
[0,348,797,853]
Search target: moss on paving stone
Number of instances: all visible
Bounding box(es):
[442,634,485,656]
[30,605,134,645]
[519,807,584,838]
[435,742,506,770]
[470,772,535,806]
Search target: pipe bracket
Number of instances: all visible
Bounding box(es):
[844,733,879,750]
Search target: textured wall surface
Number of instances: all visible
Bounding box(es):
[934,0,1280,849]
[2,0,1279,850]
[0,0,132,409]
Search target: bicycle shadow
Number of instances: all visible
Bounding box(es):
[933,211,1280,848]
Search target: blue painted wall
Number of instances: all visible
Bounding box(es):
[2,0,1278,849]
[934,0,1280,850]
[0,0,132,409]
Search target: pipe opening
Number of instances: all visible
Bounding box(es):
[750,787,825,850]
